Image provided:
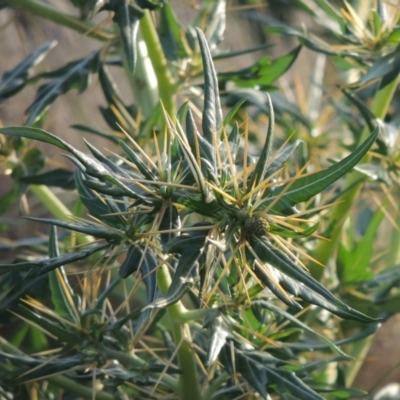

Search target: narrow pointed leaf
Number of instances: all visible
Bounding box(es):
[119,245,157,304]
[196,28,223,143]
[254,301,349,358]
[248,93,274,191]
[119,140,156,181]
[0,41,56,102]
[206,315,230,366]
[20,168,75,190]
[25,51,101,125]
[264,127,380,212]
[251,237,376,323]
[0,244,107,276]
[112,1,143,74]
[25,217,122,242]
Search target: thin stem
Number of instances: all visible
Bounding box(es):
[30,185,72,221]
[7,0,114,41]
[156,264,202,400]
[310,75,400,280]
[139,10,176,121]
[121,33,159,120]
[0,336,115,400]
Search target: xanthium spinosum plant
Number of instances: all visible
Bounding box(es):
[0,29,380,400]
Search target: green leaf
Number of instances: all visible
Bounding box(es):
[251,237,376,323]
[98,65,136,135]
[359,45,400,88]
[119,140,156,181]
[119,245,158,304]
[25,216,122,242]
[342,90,376,133]
[159,204,180,250]
[219,46,301,88]
[234,349,324,400]
[248,93,274,192]
[71,124,120,144]
[194,0,226,47]
[16,305,80,343]
[186,108,216,170]
[25,50,101,125]
[112,1,143,74]
[159,3,190,60]
[74,171,126,226]
[206,315,230,366]
[253,301,349,358]
[144,229,208,310]
[315,0,346,32]
[196,28,223,143]
[269,222,319,238]
[264,127,380,212]
[266,139,303,179]
[0,126,71,151]
[223,98,247,126]
[337,206,384,283]
[20,168,75,190]
[0,244,107,277]
[48,226,80,323]
[0,41,56,102]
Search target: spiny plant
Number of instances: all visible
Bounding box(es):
[0,29,381,400]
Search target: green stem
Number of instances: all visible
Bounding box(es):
[6,0,113,41]
[30,185,72,221]
[139,10,176,121]
[0,336,115,400]
[157,264,202,400]
[120,33,160,120]
[310,75,400,280]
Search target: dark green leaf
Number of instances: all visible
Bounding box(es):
[196,28,223,143]
[25,51,101,125]
[159,3,190,60]
[251,237,376,323]
[20,168,75,190]
[71,124,120,144]
[0,243,107,277]
[16,305,80,343]
[248,93,274,192]
[119,245,157,304]
[0,41,56,102]
[186,108,216,170]
[264,127,380,212]
[25,216,122,242]
[159,205,180,249]
[253,301,349,358]
[111,1,143,74]
[119,139,156,181]
[359,45,400,88]
[145,230,208,310]
[0,126,71,151]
